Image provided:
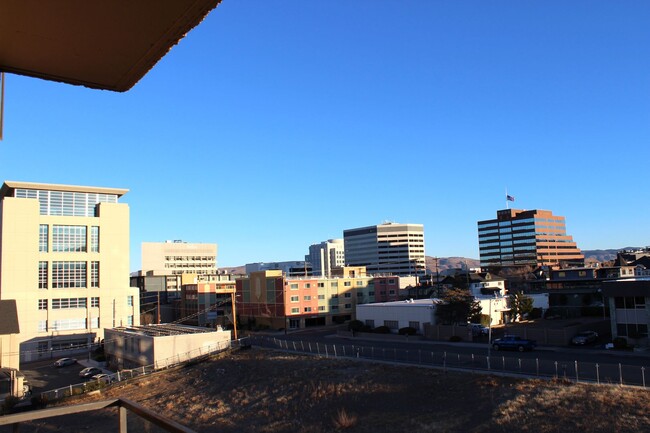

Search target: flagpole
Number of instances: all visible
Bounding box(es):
[505,188,509,209]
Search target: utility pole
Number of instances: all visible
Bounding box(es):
[157,291,161,324]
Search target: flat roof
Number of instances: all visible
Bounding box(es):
[1,0,222,92]
[112,324,220,338]
[0,181,128,199]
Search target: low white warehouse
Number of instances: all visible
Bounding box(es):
[356,299,438,334]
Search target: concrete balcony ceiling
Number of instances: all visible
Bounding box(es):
[0,0,222,92]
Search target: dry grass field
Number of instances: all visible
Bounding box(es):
[19,349,650,433]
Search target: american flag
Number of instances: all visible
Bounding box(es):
[506,195,515,202]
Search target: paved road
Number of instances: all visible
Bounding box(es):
[250,329,650,387]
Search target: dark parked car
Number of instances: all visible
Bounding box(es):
[571,330,598,345]
[53,357,77,367]
[492,335,536,352]
[79,367,103,378]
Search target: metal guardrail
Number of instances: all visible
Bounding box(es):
[252,336,649,387]
[39,337,251,402]
[0,398,197,432]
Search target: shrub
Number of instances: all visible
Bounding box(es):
[398,327,417,336]
[332,408,357,429]
[348,320,364,333]
[2,395,20,414]
[449,335,462,342]
[373,326,391,334]
[528,308,543,319]
[613,337,628,350]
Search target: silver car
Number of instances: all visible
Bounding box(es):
[571,330,598,345]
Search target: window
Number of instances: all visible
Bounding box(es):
[344,304,352,309]
[39,261,48,289]
[38,320,47,332]
[369,291,375,296]
[331,282,338,288]
[52,225,87,252]
[357,292,363,297]
[384,320,399,330]
[318,283,325,288]
[331,305,339,311]
[356,281,363,286]
[38,299,47,310]
[127,296,134,307]
[90,317,99,329]
[290,283,299,290]
[39,225,48,252]
[52,261,86,288]
[318,294,325,300]
[344,282,351,287]
[304,296,311,301]
[389,290,395,295]
[388,279,395,284]
[304,283,311,288]
[38,342,49,353]
[90,226,99,252]
[344,293,351,298]
[91,297,99,308]
[409,321,420,330]
[127,315,134,326]
[51,318,86,331]
[52,298,87,309]
[304,307,312,312]
[291,308,300,314]
[332,294,339,299]
[365,319,375,327]
[90,261,100,287]
[290,296,299,302]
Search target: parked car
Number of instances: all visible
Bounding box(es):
[92,373,115,384]
[79,367,103,378]
[468,323,489,336]
[492,335,536,352]
[571,330,599,345]
[53,357,77,367]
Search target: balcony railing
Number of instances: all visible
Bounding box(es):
[0,398,196,432]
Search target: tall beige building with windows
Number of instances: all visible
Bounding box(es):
[0,181,139,364]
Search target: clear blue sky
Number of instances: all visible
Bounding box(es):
[3,1,650,270]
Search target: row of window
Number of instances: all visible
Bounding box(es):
[38,297,100,310]
[290,304,353,314]
[39,225,100,253]
[15,188,117,217]
[39,261,100,289]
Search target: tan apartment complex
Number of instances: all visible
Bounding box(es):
[0,181,139,364]
[236,267,401,330]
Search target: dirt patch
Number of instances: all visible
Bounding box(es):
[19,349,650,433]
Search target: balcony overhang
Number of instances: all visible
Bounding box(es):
[0,0,222,92]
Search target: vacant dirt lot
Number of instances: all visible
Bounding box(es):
[14,348,650,433]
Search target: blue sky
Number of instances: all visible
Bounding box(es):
[2,1,650,270]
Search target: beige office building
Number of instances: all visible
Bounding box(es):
[0,181,139,364]
[142,241,217,276]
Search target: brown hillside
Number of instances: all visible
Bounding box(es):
[30,349,650,433]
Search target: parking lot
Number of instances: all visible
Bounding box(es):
[20,356,111,394]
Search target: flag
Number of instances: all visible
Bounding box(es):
[506,195,515,202]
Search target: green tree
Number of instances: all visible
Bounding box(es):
[436,288,482,325]
[510,292,534,321]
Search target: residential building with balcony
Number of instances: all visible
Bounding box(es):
[343,222,426,277]
[0,181,139,364]
[478,209,584,269]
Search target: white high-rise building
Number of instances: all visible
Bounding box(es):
[307,239,345,278]
[343,223,426,277]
